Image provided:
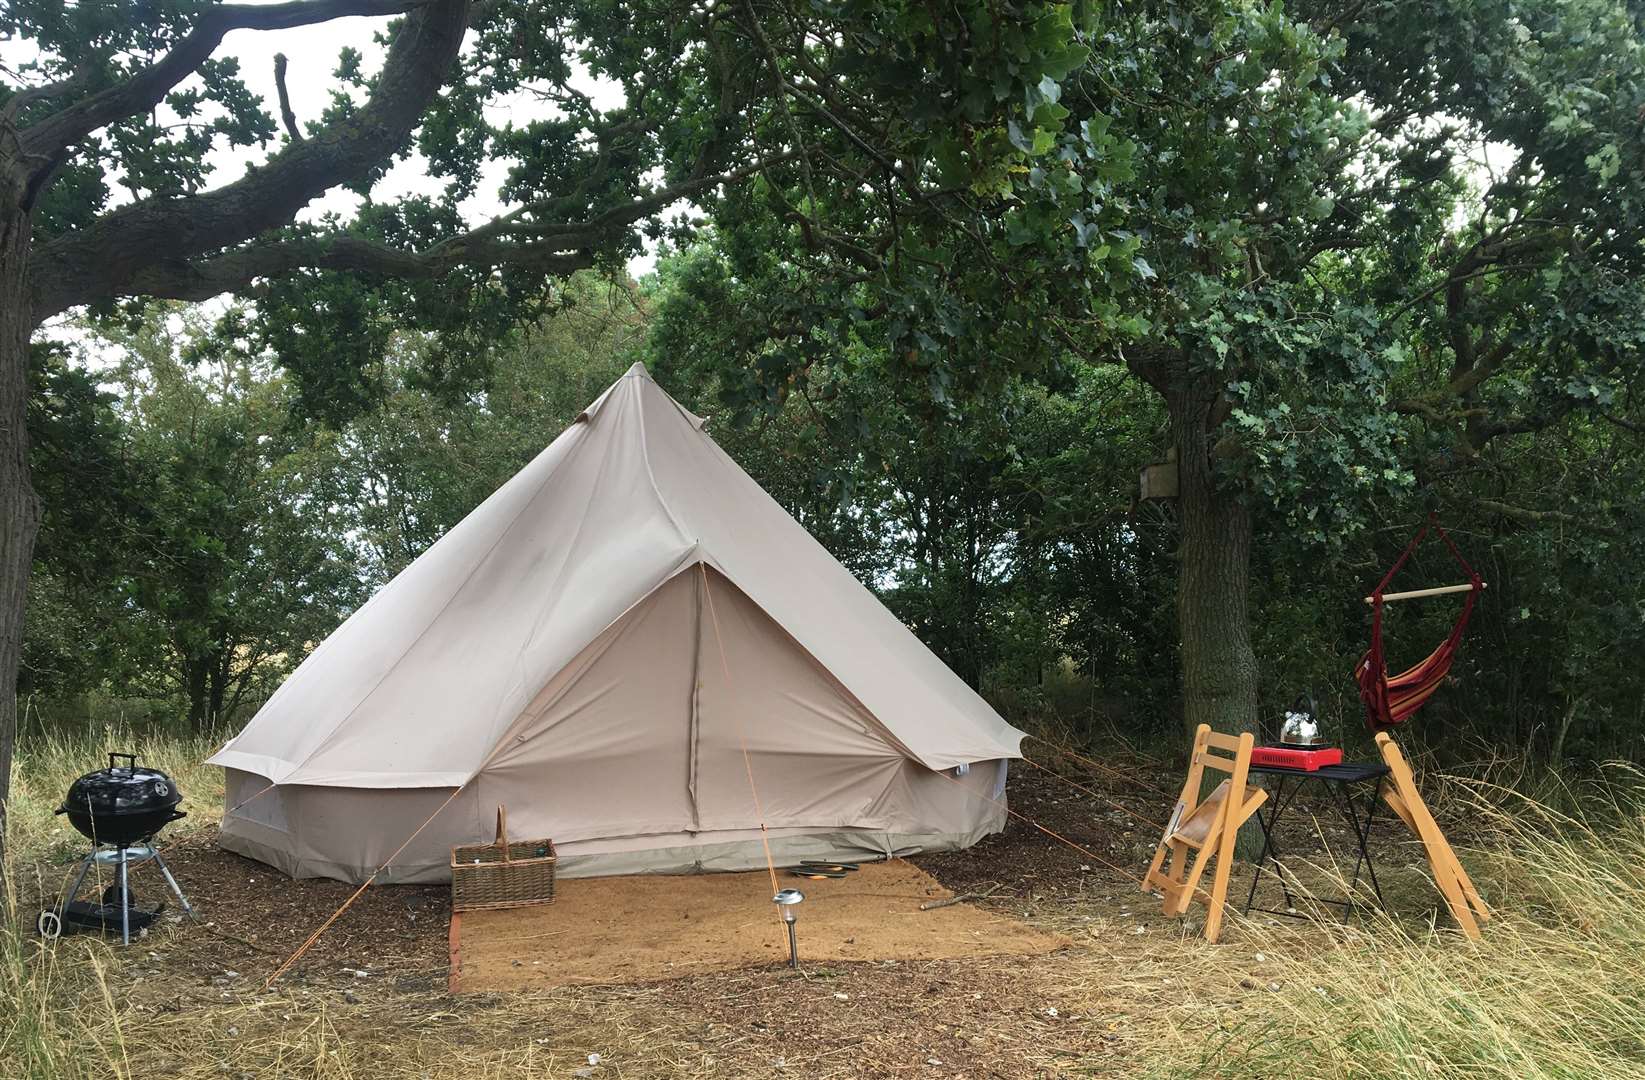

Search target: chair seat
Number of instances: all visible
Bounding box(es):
[1169,780,1266,849]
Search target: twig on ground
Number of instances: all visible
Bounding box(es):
[921,883,1004,911]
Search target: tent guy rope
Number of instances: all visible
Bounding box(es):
[223,781,276,818]
[927,760,1150,889]
[264,784,469,989]
[1016,753,1169,835]
[1027,735,1177,800]
[699,562,783,902]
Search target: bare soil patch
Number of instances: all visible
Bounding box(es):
[453,859,1068,991]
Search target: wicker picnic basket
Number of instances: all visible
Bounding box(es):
[450,805,557,912]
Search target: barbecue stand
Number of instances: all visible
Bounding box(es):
[39,752,197,945]
[38,843,196,945]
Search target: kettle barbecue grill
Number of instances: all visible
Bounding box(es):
[38,752,196,945]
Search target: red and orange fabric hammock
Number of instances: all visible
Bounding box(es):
[1356,517,1485,731]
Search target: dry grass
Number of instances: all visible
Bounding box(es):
[7,726,225,865]
[1147,764,1645,1080]
[7,729,1645,1079]
[1,882,132,1079]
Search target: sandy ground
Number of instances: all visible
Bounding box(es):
[453,860,1068,990]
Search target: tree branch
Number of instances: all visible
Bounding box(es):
[1384,260,1546,325]
[1390,397,1449,425]
[67,149,795,308]
[16,0,429,171]
[116,233,594,304]
[273,54,304,143]
[30,0,474,320]
[1468,402,1575,450]
[1473,498,1621,537]
[1601,410,1643,434]
[1448,335,1515,398]
[485,150,797,244]
[1445,253,1479,377]
[0,65,94,124]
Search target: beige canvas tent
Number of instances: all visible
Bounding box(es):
[211,363,1024,883]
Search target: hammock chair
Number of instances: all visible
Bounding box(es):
[1355,517,1486,731]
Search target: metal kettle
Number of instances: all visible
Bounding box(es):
[1279,694,1326,747]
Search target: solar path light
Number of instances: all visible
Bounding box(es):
[773,888,804,968]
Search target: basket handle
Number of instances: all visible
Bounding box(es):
[494,804,509,862]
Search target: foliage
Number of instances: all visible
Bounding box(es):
[650,0,1645,744]
[10,0,1645,762]
[24,306,369,730]
[0,0,1106,867]
[650,249,1176,713]
[21,277,655,727]
[340,276,646,578]
[4,0,1100,414]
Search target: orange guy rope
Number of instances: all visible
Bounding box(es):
[1027,734,1176,800]
[263,784,468,989]
[1017,753,1168,834]
[223,781,277,817]
[698,563,782,901]
[926,762,1148,889]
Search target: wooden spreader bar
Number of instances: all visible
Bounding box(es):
[1364,581,1487,605]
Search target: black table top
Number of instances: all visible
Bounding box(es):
[1248,760,1390,783]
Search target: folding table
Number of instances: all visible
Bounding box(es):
[1242,760,1391,918]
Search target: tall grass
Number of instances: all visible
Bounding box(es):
[1161,764,1645,1079]
[4,724,218,1080]
[7,725,225,864]
[0,892,131,1080]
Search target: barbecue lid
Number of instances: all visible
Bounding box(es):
[59,753,184,817]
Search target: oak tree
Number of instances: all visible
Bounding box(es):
[0,0,1086,871]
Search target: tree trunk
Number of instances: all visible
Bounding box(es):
[184,658,210,732]
[1165,377,1259,739]
[208,658,229,731]
[0,188,42,888]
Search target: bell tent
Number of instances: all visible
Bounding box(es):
[211,363,1024,882]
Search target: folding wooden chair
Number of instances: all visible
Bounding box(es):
[1374,732,1489,939]
[1143,724,1268,943]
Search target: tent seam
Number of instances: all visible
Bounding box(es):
[469,551,703,778]
[634,380,694,545]
[697,563,920,764]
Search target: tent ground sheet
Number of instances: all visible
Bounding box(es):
[448,859,1065,991]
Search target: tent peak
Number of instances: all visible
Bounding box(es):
[623,361,652,379]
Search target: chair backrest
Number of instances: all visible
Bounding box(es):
[1169,726,1254,833]
[1182,725,1254,799]
[1195,726,1253,775]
